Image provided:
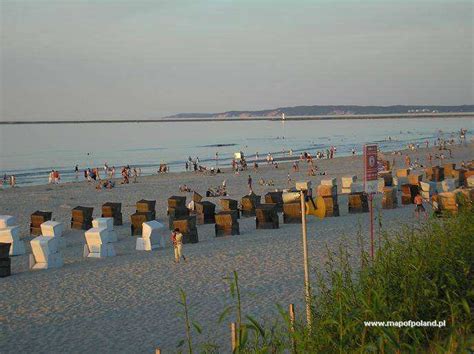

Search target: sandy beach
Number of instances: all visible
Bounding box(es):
[0,142,472,353]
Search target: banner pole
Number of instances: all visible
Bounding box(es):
[369,193,374,260]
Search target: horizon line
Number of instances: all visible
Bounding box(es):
[1,112,473,125]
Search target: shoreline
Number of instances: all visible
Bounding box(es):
[1,112,473,125]
[3,141,471,190]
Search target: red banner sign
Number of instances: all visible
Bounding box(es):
[364,144,378,193]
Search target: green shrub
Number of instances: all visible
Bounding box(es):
[177,206,474,353]
[301,205,474,352]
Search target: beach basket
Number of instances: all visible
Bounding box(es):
[317,185,337,198]
[282,192,300,204]
[408,173,422,186]
[71,206,93,230]
[431,166,445,182]
[322,196,340,217]
[438,192,458,214]
[321,178,337,186]
[348,192,369,213]
[379,172,393,187]
[168,196,186,209]
[173,216,198,243]
[401,184,419,204]
[256,204,279,229]
[396,169,410,178]
[215,211,240,236]
[168,207,190,229]
[220,199,240,218]
[0,243,11,278]
[342,176,357,193]
[192,192,203,203]
[382,187,398,209]
[443,163,456,176]
[195,201,216,225]
[264,191,283,212]
[241,193,261,217]
[102,202,123,226]
[283,202,302,223]
[136,200,156,213]
[30,211,52,236]
[221,198,238,210]
[130,212,156,236]
[451,169,466,186]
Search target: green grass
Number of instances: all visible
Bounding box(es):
[303,206,474,353]
[176,206,474,353]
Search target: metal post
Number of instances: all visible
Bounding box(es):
[369,193,374,260]
[300,191,312,329]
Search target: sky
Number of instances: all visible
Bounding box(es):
[0,0,472,121]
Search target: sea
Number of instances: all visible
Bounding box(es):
[0,117,472,186]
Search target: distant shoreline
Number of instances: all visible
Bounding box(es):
[1,112,473,125]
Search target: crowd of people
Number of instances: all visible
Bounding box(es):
[2,129,468,189]
[77,164,142,189]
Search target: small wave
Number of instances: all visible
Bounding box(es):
[120,147,166,152]
[199,143,238,148]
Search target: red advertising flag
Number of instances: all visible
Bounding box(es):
[364,144,378,193]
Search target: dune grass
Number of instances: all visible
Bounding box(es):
[176,206,474,353]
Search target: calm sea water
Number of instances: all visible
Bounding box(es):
[0,117,472,185]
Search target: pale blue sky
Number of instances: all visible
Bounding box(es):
[1,0,472,120]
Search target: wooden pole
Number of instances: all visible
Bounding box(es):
[155,349,161,354]
[289,303,296,353]
[300,191,312,329]
[231,322,237,352]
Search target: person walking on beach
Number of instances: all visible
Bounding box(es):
[121,167,129,184]
[351,148,356,157]
[171,228,186,263]
[132,168,138,183]
[74,165,79,179]
[10,175,16,187]
[247,175,253,193]
[405,155,411,168]
[53,170,60,184]
[414,193,427,219]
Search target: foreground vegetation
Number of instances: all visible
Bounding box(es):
[177,206,474,353]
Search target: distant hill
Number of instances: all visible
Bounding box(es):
[165,105,474,118]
